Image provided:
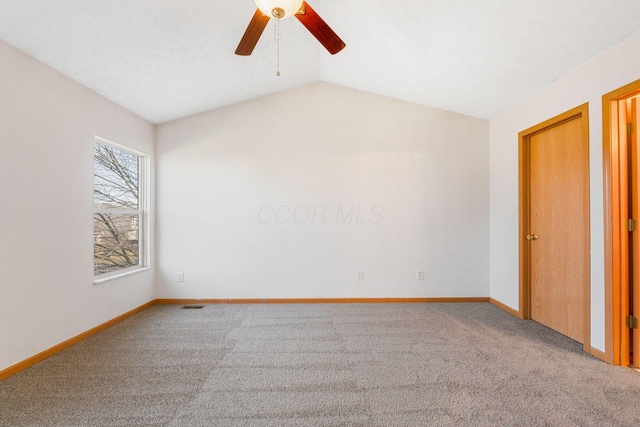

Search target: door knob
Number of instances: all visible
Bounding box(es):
[526,234,538,241]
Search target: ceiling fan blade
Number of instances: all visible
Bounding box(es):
[235,9,270,56]
[295,2,345,55]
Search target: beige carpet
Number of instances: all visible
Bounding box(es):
[1,303,640,426]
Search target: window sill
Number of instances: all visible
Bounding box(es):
[93,267,150,285]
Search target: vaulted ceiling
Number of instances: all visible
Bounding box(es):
[1,1,639,123]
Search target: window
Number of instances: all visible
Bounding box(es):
[93,137,147,277]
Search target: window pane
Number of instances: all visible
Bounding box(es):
[94,213,140,275]
[94,143,139,210]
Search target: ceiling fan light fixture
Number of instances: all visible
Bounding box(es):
[236,1,345,57]
[254,0,303,19]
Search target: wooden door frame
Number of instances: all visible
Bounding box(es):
[518,103,591,352]
[602,79,640,365]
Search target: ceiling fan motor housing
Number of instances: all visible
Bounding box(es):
[254,0,303,19]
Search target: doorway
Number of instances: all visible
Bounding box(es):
[603,79,640,367]
[519,103,591,350]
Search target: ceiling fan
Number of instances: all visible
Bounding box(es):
[235,0,346,56]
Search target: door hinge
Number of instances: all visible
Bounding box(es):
[628,218,637,231]
[626,315,639,329]
[628,122,634,135]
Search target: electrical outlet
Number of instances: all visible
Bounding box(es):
[357,271,364,281]
[416,270,425,281]
[177,272,184,282]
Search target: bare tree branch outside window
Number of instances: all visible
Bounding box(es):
[94,142,142,276]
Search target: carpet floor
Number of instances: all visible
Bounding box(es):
[1,303,640,426]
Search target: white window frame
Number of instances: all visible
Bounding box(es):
[93,136,149,283]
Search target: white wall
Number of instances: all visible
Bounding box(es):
[0,40,155,371]
[490,30,640,352]
[156,82,489,299]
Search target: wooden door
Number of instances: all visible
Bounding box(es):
[524,107,590,344]
[603,79,640,366]
[630,97,640,366]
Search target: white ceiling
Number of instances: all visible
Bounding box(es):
[1,1,639,124]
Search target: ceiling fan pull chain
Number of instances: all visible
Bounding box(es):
[276,17,281,76]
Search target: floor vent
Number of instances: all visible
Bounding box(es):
[181,305,205,310]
